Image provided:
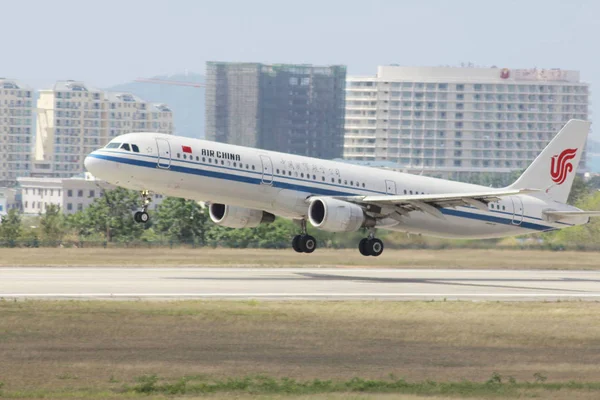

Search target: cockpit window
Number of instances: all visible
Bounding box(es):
[121,143,131,151]
[131,144,140,153]
[105,142,121,149]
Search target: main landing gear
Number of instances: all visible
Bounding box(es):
[133,190,152,223]
[292,220,317,253]
[358,230,384,257]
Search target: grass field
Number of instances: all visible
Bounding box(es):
[1,300,600,399]
[1,247,600,269]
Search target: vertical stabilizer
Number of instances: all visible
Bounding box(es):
[509,119,591,203]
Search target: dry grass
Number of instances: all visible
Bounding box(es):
[1,300,600,399]
[0,247,600,269]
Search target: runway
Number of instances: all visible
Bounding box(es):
[2,267,600,301]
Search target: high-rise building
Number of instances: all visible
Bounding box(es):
[35,81,174,178]
[206,62,346,159]
[0,78,34,185]
[343,66,590,181]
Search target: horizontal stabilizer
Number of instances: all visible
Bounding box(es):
[543,210,600,218]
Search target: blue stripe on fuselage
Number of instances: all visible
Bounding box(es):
[89,152,559,232]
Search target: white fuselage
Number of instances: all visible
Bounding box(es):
[84,132,588,239]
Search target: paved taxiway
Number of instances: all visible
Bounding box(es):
[1,268,600,300]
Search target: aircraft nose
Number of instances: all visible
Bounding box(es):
[84,152,101,175]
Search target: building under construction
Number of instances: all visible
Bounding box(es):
[205,62,346,159]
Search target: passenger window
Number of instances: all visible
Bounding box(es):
[234,162,237,167]
[288,171,292,176]
[183,154,187,159]
[221,160,224,165]
[410,190,413,194]
[177,153,181,158]
[322,176,325,181]
[214,159,218,164]
[404,190,407,194]
[331,178,335,182]
[301,173,304,178]
[196,156,199,161]
[252,165,255,170]
[202,157,206,162]
[362,183,365,188]
[350,181,353,186]
[121,143,131,151]
[208,158,212,163]
[338,179,342,184]
[131,144,140,153]
[502,205,506,210]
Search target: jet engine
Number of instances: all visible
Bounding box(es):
[308,197,367,232]
[208,203,275,228]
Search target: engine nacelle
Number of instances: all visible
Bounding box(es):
[209,203,275,229]
[308,197,366,232]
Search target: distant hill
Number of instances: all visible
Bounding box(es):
[107,73,205,138]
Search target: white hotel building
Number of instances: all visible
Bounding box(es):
[0,78,34,184]
[343,66,590,180]
[35,81,174,178]
[18,173,164,215]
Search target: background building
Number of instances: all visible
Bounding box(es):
[35,81,174,178]
[18,173,164,215]
[0,187,20,216]
[205,62,346,159]
[0,78,34,185]
[343,66,590,181]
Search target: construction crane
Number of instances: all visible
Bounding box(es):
[133,78,205,88]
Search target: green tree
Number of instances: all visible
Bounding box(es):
[65,188,145,242]
[567,175,592,205]
[0,209,22,246]
[154,197,208,244]
[39,204,65,243]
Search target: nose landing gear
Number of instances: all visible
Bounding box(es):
[292,219,317,253]
[134,190,152,223]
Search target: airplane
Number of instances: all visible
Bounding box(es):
[84,119,599,256]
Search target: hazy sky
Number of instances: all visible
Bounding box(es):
[2,0,598,96]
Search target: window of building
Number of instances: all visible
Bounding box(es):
[77,203,83,211]
[67,203,72,211]
[77,190,83,197]
[90,190,95,197]
[67,190,73,197]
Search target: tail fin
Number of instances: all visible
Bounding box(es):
[509,119,591,203]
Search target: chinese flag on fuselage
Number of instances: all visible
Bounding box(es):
[182,145,192,154]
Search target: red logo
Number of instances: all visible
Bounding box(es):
[550,148,577,185]
[500,68,510,79]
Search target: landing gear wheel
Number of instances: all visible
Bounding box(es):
[358,237,384,256]
[300,235,317,254]
[134,211,149,224]
[134,190,152,224]
[368,238,384,257]
[358,238,370,256]
[292,235,303,253]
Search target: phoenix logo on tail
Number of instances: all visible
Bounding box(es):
[550,148,578,185]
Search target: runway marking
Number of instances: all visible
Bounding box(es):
[3,293,600,298]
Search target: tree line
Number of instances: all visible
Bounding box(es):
[1,177,600,249]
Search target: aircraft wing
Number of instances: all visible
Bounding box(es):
[337,188,539,220]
